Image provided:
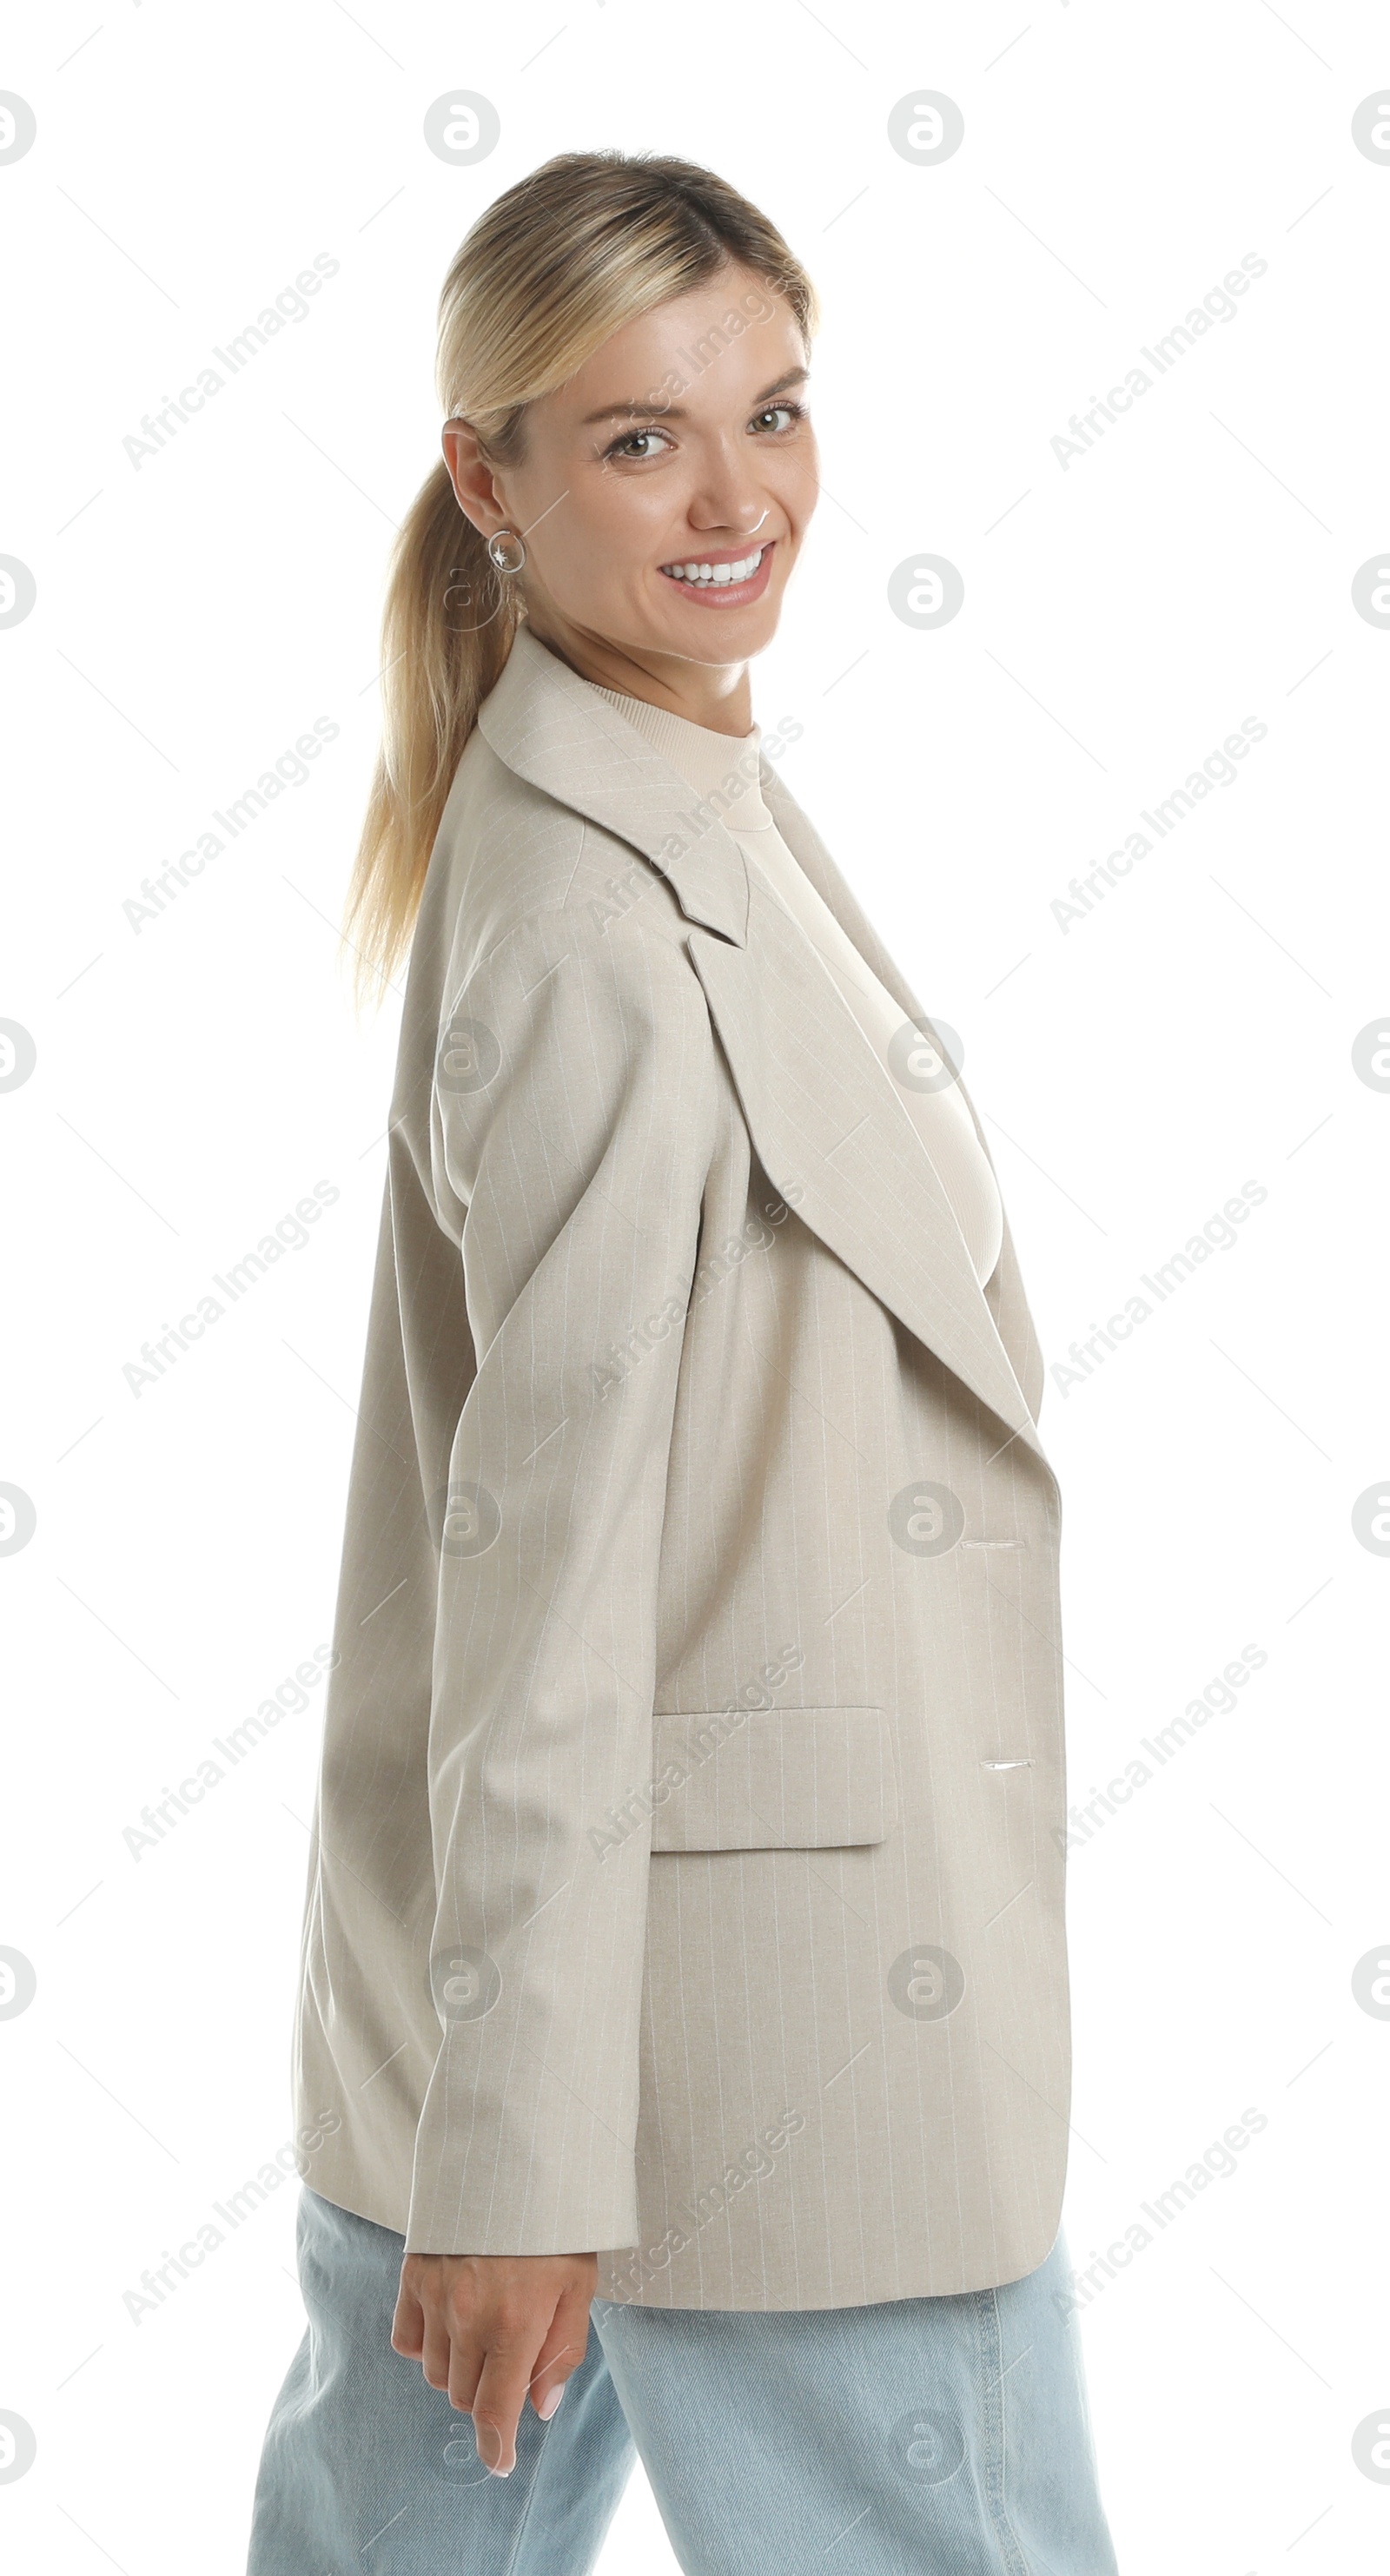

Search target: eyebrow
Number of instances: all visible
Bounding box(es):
[579,366,811,426]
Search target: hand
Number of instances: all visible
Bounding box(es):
[391,2250,599,2474]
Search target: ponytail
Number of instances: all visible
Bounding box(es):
[341,459,519,1004]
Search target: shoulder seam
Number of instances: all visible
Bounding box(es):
[443,882,696,1022]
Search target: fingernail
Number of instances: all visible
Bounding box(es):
[538,2382,566,2421]
[486,2463,513,2478]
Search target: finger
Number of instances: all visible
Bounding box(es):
[466,2338,536,2476]
[390,2276,426,2360]
[528,2289,592,2420]
[420,2309,456,2394]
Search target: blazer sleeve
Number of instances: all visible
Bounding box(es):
[404,902,721,2256]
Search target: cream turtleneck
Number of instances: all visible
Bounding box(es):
[587,684,1004,1290]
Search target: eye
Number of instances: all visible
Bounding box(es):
[751,400,805,435]
[603,424,674,463]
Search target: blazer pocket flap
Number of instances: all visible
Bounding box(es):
[648,1707,897,1852]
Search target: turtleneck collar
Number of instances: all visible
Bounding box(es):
[586,682,773,833]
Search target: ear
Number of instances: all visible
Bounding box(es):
[441,418,508,538]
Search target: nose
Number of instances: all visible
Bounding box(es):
[688,463,774,538]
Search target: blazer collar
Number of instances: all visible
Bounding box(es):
[476,626,1049,1472]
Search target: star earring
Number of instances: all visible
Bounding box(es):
[486,528,527,573]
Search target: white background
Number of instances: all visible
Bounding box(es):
[3,2,1387,2568]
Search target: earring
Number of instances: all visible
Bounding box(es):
[486,528,527,573]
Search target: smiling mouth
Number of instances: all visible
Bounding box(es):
[659,540,778,600]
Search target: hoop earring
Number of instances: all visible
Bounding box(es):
[486,528,527,574]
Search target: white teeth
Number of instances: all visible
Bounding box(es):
[661,546,765,584]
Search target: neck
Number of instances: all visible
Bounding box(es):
[520,608,753,738]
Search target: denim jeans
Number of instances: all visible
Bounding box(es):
[247,2186,1118,2574]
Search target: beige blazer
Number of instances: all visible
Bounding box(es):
[292,623,1071,2310]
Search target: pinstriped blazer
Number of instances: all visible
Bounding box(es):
[291,622,1071,2310]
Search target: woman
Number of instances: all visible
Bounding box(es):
[248,150,1118,2574]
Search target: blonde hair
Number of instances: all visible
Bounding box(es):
[341,149,818,1001]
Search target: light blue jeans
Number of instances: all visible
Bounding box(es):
[247,2186,1118,2574]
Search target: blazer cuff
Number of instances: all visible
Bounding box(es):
[403,2044,640,2256]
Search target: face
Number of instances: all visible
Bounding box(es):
[443,262,818,717]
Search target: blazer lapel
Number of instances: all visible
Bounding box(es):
[755,759,1048,1439]
[476,627,1046,1466]
[684,890,1045,1467]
